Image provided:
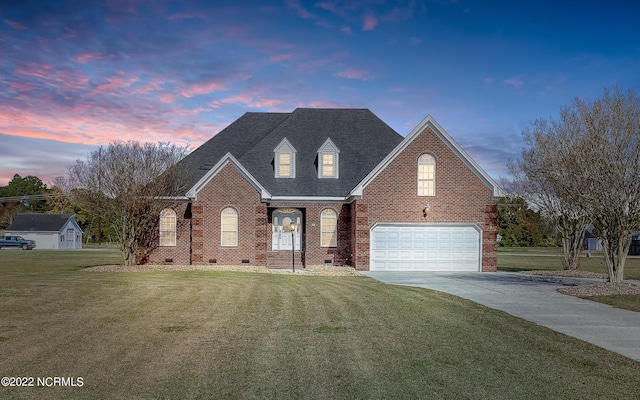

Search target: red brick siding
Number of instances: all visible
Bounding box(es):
[356,126,498,271]
[147,202,191,265]
[191,163,264,265]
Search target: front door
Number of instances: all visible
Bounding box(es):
[65,229,75,249]
[272,208,301,250]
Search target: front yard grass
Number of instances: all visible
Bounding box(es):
[581,295,640,312]
[497,246,640,279]
[1,249,640,399]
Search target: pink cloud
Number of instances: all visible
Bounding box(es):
[303,99,347,108]
[159,93,176,103]
[15,62,53,80]
[8,81,35,91]
[75,53,102,64]
[504,77,524,88]
[363,12,378,31]
[4,19,27,30]
[91,75,137,95]
[189,82,228,96]
[0,100,210,150]
[180,81,228,98]
[209,93,284,109]
[15,63,90,90]
[332,68,370,81]
[179,73,251,98]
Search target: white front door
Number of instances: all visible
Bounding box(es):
[272,210,301,251]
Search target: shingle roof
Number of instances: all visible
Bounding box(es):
[6,214,76,232]
[178,108,403,198]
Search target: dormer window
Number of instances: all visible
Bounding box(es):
[317,138,339,179]
[274,138,296,178]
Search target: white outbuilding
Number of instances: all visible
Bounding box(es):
[5,214,83,250]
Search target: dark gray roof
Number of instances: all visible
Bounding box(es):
[178,108,403,198]
[6,214,77,232]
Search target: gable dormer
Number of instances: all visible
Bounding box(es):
[317,138,340,179]
[274,138,297,178]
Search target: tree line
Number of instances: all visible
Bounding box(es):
[1,141,188,265]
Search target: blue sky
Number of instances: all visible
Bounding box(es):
[1,0,639,186]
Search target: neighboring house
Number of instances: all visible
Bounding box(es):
[583,230,603,251]
[5,214,83,249]
[630,232,640,256]
[583,228,640,255]
[149,108,502,271]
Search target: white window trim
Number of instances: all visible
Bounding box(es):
[418,153,436,197]
[320,208,338,247]
[274,138,297,178]
[317,138,340,179]
[221,207,238,247]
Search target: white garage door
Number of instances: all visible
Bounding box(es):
[370,224,481,271]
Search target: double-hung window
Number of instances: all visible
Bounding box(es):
[317,138,339,179]
[274,138,296,178]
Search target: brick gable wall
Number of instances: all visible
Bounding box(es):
[354,126,498,271]
[189,163,264,265]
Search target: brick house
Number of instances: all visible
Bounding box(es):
[148,108,502,271]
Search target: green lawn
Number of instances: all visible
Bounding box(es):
[1,249,639,399]
[497,246,640,280]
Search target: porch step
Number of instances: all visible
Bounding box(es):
[267,251,304,269]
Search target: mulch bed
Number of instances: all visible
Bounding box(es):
[522,270,640,296]
[83,264,362,276]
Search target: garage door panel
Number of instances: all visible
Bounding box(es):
[370,224,480,271]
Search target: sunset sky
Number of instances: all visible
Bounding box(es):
[1,0,639,186]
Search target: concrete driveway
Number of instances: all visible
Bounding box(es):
[363,271,640,361]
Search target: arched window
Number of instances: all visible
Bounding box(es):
[321,209,337,247]
[418,154,436,196]
[159,208,177,246]
[221,207,238,247]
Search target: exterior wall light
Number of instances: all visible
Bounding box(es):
[423,204,431,218]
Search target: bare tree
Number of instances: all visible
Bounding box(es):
[68,141,188,265]
[513,87,640,282]
[508,123,589,271]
